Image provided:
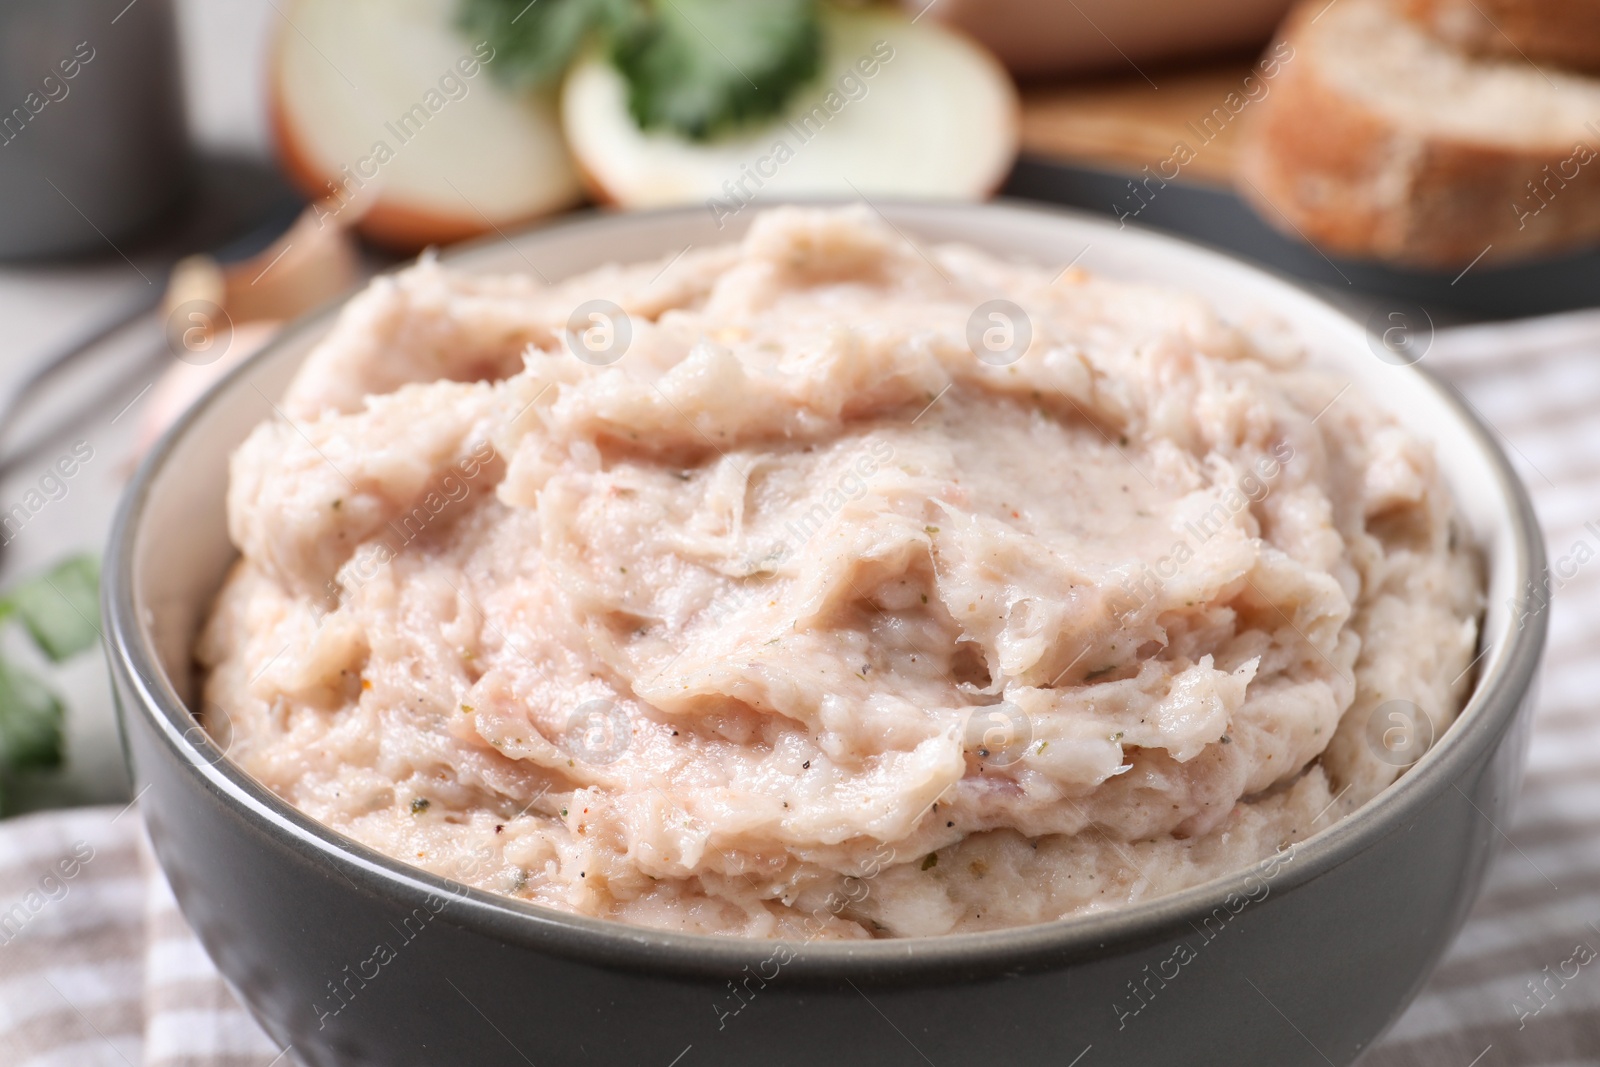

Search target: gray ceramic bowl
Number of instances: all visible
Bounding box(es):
[105,201,1547,1067]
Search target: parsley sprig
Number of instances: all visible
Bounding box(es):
[458,0,824,140]
[0,555,101,814]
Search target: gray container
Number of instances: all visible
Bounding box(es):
[105,203,1549,1067]
[0,0,189,260]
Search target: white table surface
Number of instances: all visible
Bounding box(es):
[0,0,277,812]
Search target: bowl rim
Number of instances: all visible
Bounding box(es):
[105,197,1549,982]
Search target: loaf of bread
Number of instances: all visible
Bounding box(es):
[1401,0,1600,73]
[1235,0,1600,268]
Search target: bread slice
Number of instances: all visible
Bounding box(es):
[561,7,1018,210]
[1235,0,1600,268]
[1401,0,1600,73]
[270,0,583,252]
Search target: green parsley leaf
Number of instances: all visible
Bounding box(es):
[6,555,101,663]
[0,660,64,773]
[611,0,822,140]
[459,0,632,90]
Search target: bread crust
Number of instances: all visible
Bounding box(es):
[266,5,580,254]
[1401,0,1600,73]
[270,96,504,253]
[1235,1,1600,268]
[566,12,1021,211]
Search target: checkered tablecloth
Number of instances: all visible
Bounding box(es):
[0,311,1595,1067]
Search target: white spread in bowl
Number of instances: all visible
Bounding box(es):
[198,207,1481,939]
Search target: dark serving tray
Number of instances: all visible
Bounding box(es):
[1003,156,1600,322]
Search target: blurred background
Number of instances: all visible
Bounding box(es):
[6,0,1593,819]
[0,0,1593,815]
[5,3,1600,1064]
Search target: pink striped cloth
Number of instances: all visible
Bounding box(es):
[0,311,1594,1066]
[0,807,286,1067]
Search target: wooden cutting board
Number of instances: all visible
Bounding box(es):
[1006,60,1600,318]
[1017,62,1258,186]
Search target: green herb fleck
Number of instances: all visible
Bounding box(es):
[7,555,100,662]
[411,797,431,814]
[921,853,938,871]
[0,660,64,776]
[463,0,824,141]
[612,0,822,140]
[458,0,631,90]
[0,554,104,812]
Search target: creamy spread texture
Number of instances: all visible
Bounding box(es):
[198,207,1481,938]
